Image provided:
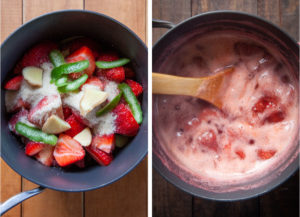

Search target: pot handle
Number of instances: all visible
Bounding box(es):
[152,19,175,29]
[0,186,45,215]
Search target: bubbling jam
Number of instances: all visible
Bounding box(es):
[153,32,299,189]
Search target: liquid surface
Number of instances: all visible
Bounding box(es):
[154,32,299,189]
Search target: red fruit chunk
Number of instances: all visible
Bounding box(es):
[81,76,104,90]
[257,149,276,160]
[98,52,119,61]
[54,134,85,167]
[8,109,29,134]
[63,107,72,120]
[35,145,55,166]
[98,67,125,83]
[64,114,86,137]
[13,61,23,74]
[264,111,285,123]
[235,150,246,159]
[124,67,135,79]
[28,95,63,127]
[113,103,139,136]
[4,75,23,90]
[125,79,143,97]
[252,96,277,114]
[92,134,115,154]
[21,41,58,68]
[85,145,113,166]
[25,141,45,156]
[197,129,218,152]
[66,46,95,79]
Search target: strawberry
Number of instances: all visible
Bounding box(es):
[66,46,95,79]
[35,145,55,166]
[98,52,119,61]
[25,141,45,156]
[235,150,246,159]
[264,111,285,123]
[113,103,139,136]
[4,75,23,90]
[21,41,58,68]
[28,95,63,127]
[8,109,29,134]
[257,149,276,160]
[62,37,101,59]
[81,76,104,90]
[64,114,86,137]
[85,145,113,166]
[125,79,143,96]
[13,61,23,74]
[197,129,218,152]
[54,134,85,167]
[63,107,72,120]
[92,134,115,154]
[124,67,135,79]
[6,94,30,113]
[252,96,278,114]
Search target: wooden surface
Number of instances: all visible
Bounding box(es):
[152,0,299,217]
[0,0,147,217]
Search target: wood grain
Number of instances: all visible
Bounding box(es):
[1,1,22,217]
[280,0,299,40]
[85,0,146,42]
[257,0,280,25]
[85,159,147,217]
[20,1,84,217]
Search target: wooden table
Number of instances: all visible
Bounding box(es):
[1,1,147,217]
[153,0,299,217]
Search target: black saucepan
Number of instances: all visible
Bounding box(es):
[1,10,148,214]
[153,11,299,201]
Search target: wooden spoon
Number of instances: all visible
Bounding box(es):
[152,67,234,108]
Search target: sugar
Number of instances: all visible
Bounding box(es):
[104,81,119,101]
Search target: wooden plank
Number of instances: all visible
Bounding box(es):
[23,0,83,21]
[1,1,22,217]
[152,0,191,44]
[192,0,257,14]
[280,0,299,40]
[259,171,299,217]
[153,169,193,217]
[85,0,146,42]
[257,0,280,25]
[21,1,84,217]
[85,158,148,217]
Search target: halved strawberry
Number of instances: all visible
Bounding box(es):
[21,41,58,68]
[63,107,72,120]
[25,141,45,156]
[98,52,119,61]
[8,109,29,134]
[113,103,139,136]
[64,114,86,137]
[264,111,285,123]
[97,67,125,83]
[125,79,143,97]
[66,46,95,79]
[54,134,85,167]
[4,75,23,90]
[28,95,63,127]
[61,37,101,59]
[257,149,276,160]
[35,145,55,166]
[81,76,104,90]
[13,61,23,74]
[124,67,135,79]
[85,145,113,166]
[252,96,278,114]
[92,134,115,154]
[197,129,218,152]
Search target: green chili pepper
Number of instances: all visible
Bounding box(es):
[55,75,68,87]
[51,60,89,81]
[58,74,88,93]
[118,83,143,124]
[96,58,130,69]
[49,50,65,67]
[115,134,130,148]
[96,92,122,117]
[15,122,57,146]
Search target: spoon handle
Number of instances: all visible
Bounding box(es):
[152,73,202,97]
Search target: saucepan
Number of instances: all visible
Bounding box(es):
[152,11,299,201]
[1,10,148,215]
